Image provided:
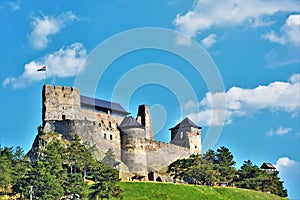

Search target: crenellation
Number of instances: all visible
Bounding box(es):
[39,84,202,180]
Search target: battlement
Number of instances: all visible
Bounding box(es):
[44,84,80,93]
[40,84,202,179]
[42,84,81,121]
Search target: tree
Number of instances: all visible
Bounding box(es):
[29,160,64,200]
[203,149,217,164]
[183,155,219,185]
[2,134,122,199]
[66,135,94,178]
[89,162,122,200]
[215,146,236,185]
[102,148,119,168]
[11,146,30,196]
[167,157,190,183]
[168,154,219,185]
[64,173,89,198]
[0,146,14,194]
[235,160,287,197]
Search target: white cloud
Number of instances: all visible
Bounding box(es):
[275,157,300,181]
[263,14,300,46]
[183,100,199,112]
[3,43,87,88]
[174,0,299,37]
[8,2,20,11]
[289,73,300,83]
[185,74,300,126]
[201,34,217,48]
[175,35,192,46]
[267,126,292,136]
[29,12,78,49]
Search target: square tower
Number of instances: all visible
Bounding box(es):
[169,117,202,154]
[42,84,81,122]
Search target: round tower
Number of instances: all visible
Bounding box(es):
[119,116,148,179]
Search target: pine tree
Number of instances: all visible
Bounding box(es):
[102,148,118,168]
[0,146,14,194]
[215,146,236,185]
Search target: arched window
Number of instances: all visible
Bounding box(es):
[110,134,113,140]
[108,122,112,128]
[104,133,107,139]
[62,115,66,120]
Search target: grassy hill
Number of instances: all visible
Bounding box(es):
[118,182,287,200]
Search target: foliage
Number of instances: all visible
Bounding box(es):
[234,160,287,197]
[89,162,122,199]
[168,147,287,198]
[0,132,121,199]
[102,148,119,168]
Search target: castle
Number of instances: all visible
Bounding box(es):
[39,84,202,180]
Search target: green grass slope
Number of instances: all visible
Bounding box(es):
[119,182,287,200]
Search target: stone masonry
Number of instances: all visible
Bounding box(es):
[38,84,202,180]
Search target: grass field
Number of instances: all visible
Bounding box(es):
[118,182,287,200]
[0,182,287,200]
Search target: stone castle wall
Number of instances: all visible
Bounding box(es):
[43,120,122,160]
[145,141,191,171]
[40,84,202,179]
[43,85,82,121]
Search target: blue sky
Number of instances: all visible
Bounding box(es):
[0,0,299,198]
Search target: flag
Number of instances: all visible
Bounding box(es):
[37,66,46,71]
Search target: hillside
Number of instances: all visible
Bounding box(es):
[118,182,287,200]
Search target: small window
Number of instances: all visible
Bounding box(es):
[196,132,200,135]
[62,115,66,120]
[104,133,107,139]
[110,134,113,140]
[98,123,101,127]
[195,146,197,149]
[108,122,112,128]
[180,132,183,139]
[63,94,66,98]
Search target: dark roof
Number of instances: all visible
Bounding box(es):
[80,95,130,115]
[169,117,201,130]
[119,116,144,129]
[260,162,276,169]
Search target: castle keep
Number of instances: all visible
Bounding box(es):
[40,84,202,180]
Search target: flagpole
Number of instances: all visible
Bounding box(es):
[45,69,47,85]
[37,66,47,86]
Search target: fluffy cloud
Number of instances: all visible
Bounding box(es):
[174,0,299,37]
[3,43,87,88]
[275,157,300,198]
[267,126,292,136]
[263,15,300,46]
[201,34,217,48]
[289,73,300,83]
[29,12,78,49]
[275,157,300,181]
[186,74,300,126]
[175,35,192,46]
